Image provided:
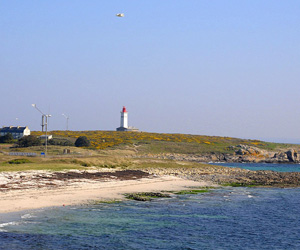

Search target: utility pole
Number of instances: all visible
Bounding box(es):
[32,104,51,157]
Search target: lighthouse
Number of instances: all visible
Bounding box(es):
[120,106,128,128]
[116,106,139,132]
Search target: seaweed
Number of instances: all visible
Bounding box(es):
[125,192,171,201]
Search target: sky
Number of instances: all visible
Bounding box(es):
[1,1,300,143]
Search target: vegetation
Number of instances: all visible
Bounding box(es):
[75,136,90,147]
[222,182,260,187]
[31,130,299,154]
[0,130,298,174]
[174,189,210,195]
[7,159,32,164]
[0,133,14,143]
[48,138,74,146]
[0,147,133,172]
[0,161,87,172]
[125,192,171,201]
[17,135,41,147]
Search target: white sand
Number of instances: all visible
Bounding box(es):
[0,176,212,213]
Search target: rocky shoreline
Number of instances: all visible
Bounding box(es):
[132,144,300,187]
[0,164,299,194]
[144,165,300,187]
[136,144,300,164]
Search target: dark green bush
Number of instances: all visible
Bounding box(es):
[0,133,14,143]
[75,136,90,147]
[17,135,41,147]
[7,158,32,164]
[48,138,74,146]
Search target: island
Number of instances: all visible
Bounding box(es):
[0,131,299,213]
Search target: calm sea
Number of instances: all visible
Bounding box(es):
[1,163,300,250]
[211,162,300,172]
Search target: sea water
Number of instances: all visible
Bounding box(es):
[211,162,300,172]
[1,164,300,249]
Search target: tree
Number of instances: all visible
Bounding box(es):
[17,135,41,147]
[75,136,90,147]
[0,133,14,143]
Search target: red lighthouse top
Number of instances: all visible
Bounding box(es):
[122,106,127,112]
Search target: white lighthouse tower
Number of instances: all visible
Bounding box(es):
[120,106,128,129]
[116,106,139,131]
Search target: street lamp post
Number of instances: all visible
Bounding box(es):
[32,104,51,157]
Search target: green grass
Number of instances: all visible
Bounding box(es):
[135,140,299,155]
[0,163,86,172]
[1,144,97,156]
[130,160,216,170]
[136,141,234,155]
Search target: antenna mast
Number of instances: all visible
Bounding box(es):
[62,114,70,130]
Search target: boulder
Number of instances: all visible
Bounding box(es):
[286,149,299,162]
[235,145,263,156]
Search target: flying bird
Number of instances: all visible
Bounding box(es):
[116,13,124,17]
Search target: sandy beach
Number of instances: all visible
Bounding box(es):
[0,170,212,213]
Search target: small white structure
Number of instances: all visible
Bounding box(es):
[0,126,30,139]
[39,135,53,140]
[116,106,139,132]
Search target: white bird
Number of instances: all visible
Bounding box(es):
[116,13,124,17]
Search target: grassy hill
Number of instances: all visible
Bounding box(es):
[1,131,299,172]
[31,130,299,154]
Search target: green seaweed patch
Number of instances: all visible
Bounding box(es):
[174,189,210,195]
[125,192,171,201]
[7,159,32,164]
[222,182,260,187]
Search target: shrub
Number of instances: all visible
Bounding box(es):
[0,133,14,143]
[48,138,74,146]
[7,159,32,164]
[75,136,90,147]
[17,135,41,147]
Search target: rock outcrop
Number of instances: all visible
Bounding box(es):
[234,145,300,163]
[144,165,300,187]
[285,149,299,162]
[135,144,300,164]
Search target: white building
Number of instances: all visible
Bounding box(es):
[39,135,53,140]
[0,126,31,139]
[116,106,139,132]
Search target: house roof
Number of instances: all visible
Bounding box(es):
[0,126,28,133]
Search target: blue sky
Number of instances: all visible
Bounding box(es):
[1,1,300,143]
